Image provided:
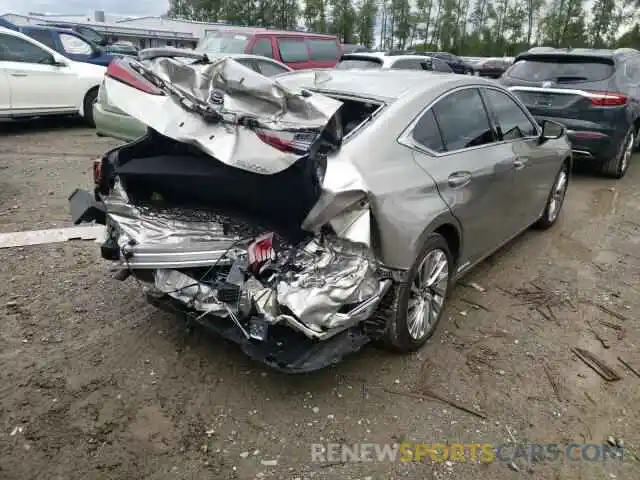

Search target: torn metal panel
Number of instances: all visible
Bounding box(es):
[105,56,343,174]
[0,225,105,249]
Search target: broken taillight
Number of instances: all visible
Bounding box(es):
[255,129,317,155]
[93,158,102,185]
[589,92,627,106]
[106,59,164,96]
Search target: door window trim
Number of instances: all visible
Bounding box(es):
[479,86,541,144]
[398,85,499,157]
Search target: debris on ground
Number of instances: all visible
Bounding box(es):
[383,387,487,420]
[543,362,562,401]
[617,357,640,378]
[571,348,621,381]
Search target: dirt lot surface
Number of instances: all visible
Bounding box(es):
[0,119,638,480]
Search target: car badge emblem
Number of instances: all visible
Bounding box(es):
[208,89,224,105]
[542,81,553,88]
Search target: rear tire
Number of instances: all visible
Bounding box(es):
[600,127,633,179]
[83,88,99,127]
[377,233,453,353]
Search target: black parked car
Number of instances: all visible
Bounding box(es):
[420,51,474,75]
[500,48,640,178]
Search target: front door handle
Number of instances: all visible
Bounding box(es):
[448,171,472,188]
[513,158,526,170]
[10,73,28,77]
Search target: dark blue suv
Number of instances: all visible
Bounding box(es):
[19,25,118,67]
[500,48,640,178]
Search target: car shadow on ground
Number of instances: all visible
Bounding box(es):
[0,116,87,136]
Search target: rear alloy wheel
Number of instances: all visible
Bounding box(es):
[378,233,453,352]
[601,127,633,179]
[534,163,569,230]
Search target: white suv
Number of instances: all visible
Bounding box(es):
[0,27,106,125]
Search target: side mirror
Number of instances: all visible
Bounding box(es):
[539,120,565,142]
[50,53,68,66]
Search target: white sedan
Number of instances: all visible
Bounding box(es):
[0,27,106,125]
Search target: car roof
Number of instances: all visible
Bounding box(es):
[275,69,486,102]
[517,48,629,60]
[205,28,337,39]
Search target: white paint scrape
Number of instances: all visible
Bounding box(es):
[0,225,106,249]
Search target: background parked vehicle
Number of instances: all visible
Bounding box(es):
[341,43,369,54]
[472,57,513,78]
[20,25,119,67]
[196,28,341,69]
[336,52,453,72]
[94,50,293,142]
[44,23,138,56]
[500,47,640,178]
[0,26,105,125]
[420,51,475,74]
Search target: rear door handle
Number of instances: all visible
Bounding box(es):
[10,73,28,77]
[448,171,472,188]
[513,158,528,170]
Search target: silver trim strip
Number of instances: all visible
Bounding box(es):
[508,86,622,100]
[398,84,541,157]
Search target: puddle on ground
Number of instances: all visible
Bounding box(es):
[589,188,619,216]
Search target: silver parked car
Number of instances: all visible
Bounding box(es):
[70,57,571,372]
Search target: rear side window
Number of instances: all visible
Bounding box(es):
[413,110,445,152]
[24,29,55,49]
[277,38,309,62]
[252,38,273,58]
[336,58,382,69]
[390,59,423,70]
[308,39,339,61]
[432,88,495,151]
[507,56,615,83]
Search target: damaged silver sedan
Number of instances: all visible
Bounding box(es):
[70,49,572,372]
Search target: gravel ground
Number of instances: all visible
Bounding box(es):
[0,119,639,480]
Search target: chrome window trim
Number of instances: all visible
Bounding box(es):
[398,84,542,158]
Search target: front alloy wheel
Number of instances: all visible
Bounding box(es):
[534,163,569,230]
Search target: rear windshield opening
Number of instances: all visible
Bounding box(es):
[506,56,615,83]
[336,58,383,70]
[196,31,250,54]
[327,96,383,137]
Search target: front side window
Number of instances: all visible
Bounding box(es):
[252,38,273,58]
[483,88,537,140]
[76,27,103,45]
[0,33,52,63]
[59,33,93,55]
[432,88,495,151]
[277,38,309,62]
[24,29,55,49]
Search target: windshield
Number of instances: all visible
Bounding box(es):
[77,27,103,45]
[336,59,382,70]
[507,57,614,83]
[196,32,250,54]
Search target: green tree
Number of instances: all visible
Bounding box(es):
[356,0,377,47]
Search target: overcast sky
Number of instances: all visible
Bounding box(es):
[0,0,169,17]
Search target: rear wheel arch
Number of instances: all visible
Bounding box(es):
[81,86,100,126]
[414,215,462,269]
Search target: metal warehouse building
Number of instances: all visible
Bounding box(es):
[0,11,233,49]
